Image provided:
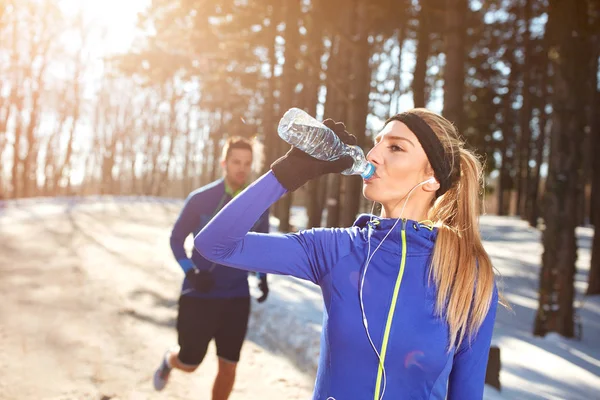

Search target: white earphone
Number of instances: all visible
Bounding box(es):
[328,177,437,400]
[357,176,436,400]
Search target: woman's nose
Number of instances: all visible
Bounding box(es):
[366,144,381,166]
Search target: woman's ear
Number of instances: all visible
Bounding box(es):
[423,177,440,193]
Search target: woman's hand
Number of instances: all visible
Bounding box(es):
[270,119,357,192]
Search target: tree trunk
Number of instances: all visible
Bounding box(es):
[322,34,346,227]
[21,54,50,198]
[277,0,301,233]
[304,0,326,228]
[592,99,599,225]
[306,177,323,228]
[7,17,21,198]
[11,95,24,199]
[527,106,549,227]
[55,53,84,194]
[526,3,553,226]
[261,4,281,174]
[0,132,5,196]
[586,27,600,294]
[342,0,369,228]
[534,0,589,338]
[412,0,431,108]
[497,148,510,216]
[326,174,342,227]
[392,25,407,114]
[129,137,138,195]
[210,110,225,183]
[182,112,193,196]
[517,0,534,218]
[323,36,343,121]
[442,0,468,131]
[157,86,181,196]
[210,136,221,182]
[101,126,118,196]
[497,55,518,216]
[201,126,212,186]
[318,174,328,222]
[588,86,600,295]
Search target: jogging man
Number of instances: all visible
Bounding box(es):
[153,136,270,400]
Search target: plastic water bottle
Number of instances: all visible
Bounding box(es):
[277,108,375,179]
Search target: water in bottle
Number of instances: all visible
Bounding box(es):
[277,108,375,179]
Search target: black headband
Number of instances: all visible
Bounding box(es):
[386,112,458,197]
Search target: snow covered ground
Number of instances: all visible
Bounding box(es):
[0,198,314,400]
[478,217,600,399]
[2,198,599,399]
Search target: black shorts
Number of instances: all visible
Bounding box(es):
[176,296,250,366]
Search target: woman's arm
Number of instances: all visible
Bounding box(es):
[194,171,355,284]
[447,286,499,399]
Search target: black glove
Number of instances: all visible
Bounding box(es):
[186,268,215,293]
[257,275,269,303]
[271,119,357,192]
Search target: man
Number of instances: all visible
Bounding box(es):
[153,136,270,399]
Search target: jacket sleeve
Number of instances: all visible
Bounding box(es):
[194,171,354,284]
[170,191,202,272]
[447,285,499,400]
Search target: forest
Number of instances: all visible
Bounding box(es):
[1,0,599,338]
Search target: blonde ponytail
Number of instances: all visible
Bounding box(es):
[411,109,496,351]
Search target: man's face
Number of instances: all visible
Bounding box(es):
[222,148,253,188]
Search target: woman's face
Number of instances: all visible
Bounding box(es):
[363,120,438,212]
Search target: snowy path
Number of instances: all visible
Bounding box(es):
[0,199,313,400]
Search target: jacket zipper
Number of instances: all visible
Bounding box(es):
[373,218,408,400]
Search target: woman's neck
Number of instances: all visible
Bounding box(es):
[380,197,431,221]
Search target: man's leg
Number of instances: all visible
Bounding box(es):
[167,347,202,373]
[153,296,217,391]
[212,296,251,400]
[212,357,238,400]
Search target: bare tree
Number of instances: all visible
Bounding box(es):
[53,19,88,195]
[276,0,302,232]
[442,0,468,131]
[534,0,590,338]
[517,0,535,218]
[156,84,183,195]
[586,4,600,295]
[412,0,432,108]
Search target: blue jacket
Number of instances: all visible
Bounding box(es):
[194,172,498,399]
[170,178,269,298]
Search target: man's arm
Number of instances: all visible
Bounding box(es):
[254,208,270,302]
[170,192,202,273]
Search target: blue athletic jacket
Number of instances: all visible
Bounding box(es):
[170,178,269,298]
[194,171,498,399]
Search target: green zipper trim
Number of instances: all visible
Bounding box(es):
[373,219,408,400]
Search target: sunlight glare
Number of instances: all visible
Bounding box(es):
[60,0,149,54]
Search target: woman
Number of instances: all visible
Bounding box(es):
[194,108,499,400]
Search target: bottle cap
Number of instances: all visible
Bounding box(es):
[361,163,375,180]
